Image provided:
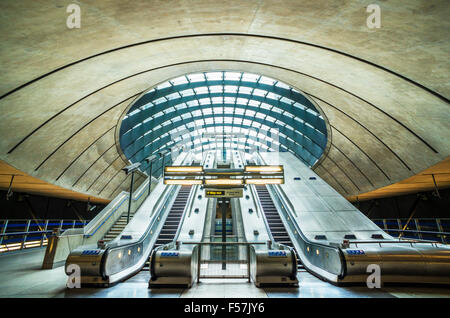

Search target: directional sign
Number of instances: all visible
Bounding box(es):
[205,188,243,198]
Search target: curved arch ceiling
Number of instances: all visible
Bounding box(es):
[0,0,448,201]
[119,72,328,172]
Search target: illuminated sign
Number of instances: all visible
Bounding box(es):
[205,188,243,198]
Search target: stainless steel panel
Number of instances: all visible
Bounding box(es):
[319,196,356,211]
[336,212,381,231]
[311,212,350,231]
[289,195,331,212]
[296,212,325,232]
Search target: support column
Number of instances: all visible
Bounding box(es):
[221,199,228,270]
[127,172,135,224]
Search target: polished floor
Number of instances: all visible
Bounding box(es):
[0,248,449,298]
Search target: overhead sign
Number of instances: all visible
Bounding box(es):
[205,188,243,198]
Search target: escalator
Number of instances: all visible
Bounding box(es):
[153,186,192,249]
[139,185,192,271]
[255,185,304,271]
[103,212,135,243]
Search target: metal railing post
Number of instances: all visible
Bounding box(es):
[197,244,201,284]
[415,219,422,240]
[41,219,49,247]
[0,220,8,246]
[21,220,31,250]
[436,219,445,244]
[247,244,251,283]
[127,171,135,224]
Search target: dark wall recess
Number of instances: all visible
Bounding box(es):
[356,188,450,219]
[0,190,105,220]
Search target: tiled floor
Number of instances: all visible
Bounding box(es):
[1,248,449,298]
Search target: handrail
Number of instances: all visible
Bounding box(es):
[82,193,127,235]
[270,184,342,251]
[268,182,346,281]
[0,230,54,237]
[384,229,450,236]
[83,176,158,238]
[83,194,128,238]
[248,184,275,243]
[99,154,191,280]
[347,239,443,247]
[174,185,197,241]
[101,183,178,279]
[181,241,267,245]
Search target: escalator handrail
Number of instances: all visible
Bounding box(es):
[83,176,156,238]
[249,184,276,243]
[254,153,345,250]
[100,183,179,278]
[173,185,197,241]
[269,183,346,279]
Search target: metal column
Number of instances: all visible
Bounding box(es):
[127,171,135,224]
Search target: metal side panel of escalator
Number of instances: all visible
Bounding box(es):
[255,185,305,272]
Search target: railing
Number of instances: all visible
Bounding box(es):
[100,183,179,283]
[372,218,450,244]
[181,241,267,282]
[267,183,346,282]
[0,219,89,253]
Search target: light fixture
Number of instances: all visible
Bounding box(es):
[204,179,243,186]
[164,179,203,185]
[165,166,203,173]
[122,162,141,175]
[245,165,283,173]
[145,154,158,163]
[245,178,284,185]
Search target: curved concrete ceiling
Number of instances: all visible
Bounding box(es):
[0,0,448,201]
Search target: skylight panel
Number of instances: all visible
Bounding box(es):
[209,85,223,93]
[206,72,223,81]
[237,97,248,105]
[245,110,256,117]
[253,89,266,97]
[187,73,205,83]
[224,96,235,104]
[153,97,166,105]
[156,82,172,90]
[140,103,154,110]
[180,89,194,97]
[165,93,179,101]
[199,98,210,105]
[211,97,222,104]
[186,100,199,107]
[248,100,260,107]
[242,73,259,82]
[170,76,189,86]
[238,87,252,95]
[223,107,234,114]
[280,97,293,105]
[266,92,281,100]
[259,76,276,86]
[224,85,238,93]
[194,87,208,95]
[224,72,241,81]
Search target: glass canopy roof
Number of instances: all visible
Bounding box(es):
[119,71,327,176]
